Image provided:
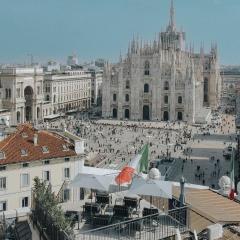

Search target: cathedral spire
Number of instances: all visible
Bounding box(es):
[169,0,176,32]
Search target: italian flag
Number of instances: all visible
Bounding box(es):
[115,144,149,185]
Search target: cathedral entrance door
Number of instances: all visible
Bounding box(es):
[125,109,130,119]
[112,108,118,118]
[143,105,150,120]
[177,112,183,121]
[163,111,169,121]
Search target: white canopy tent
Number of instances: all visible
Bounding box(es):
[70,173,115,192]
[128,176,173,199]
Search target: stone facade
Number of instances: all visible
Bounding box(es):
[102,1,221,123]
[0,67,44,125]
[43,70,91,117]
[88,68,103,105]
[0,67,91,125]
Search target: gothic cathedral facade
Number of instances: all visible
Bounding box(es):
[102,1,221,123]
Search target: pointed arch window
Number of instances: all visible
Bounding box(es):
[164,95,168,104]
[144,83,149,93]
[164,81,169,90]
[126,80,130,89]
[178,96,182,104]
[144,61,150,76]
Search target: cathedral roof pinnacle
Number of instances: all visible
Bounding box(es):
[167,0,176,32]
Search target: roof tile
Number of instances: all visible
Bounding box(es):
[0,124,77,165]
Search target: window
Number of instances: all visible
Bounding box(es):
[0,201,7,211]
[43,160,50,165]
[42,146,49,153]
[43,171,50,182]
[144,60,150,76]
[0,177,6,190]
[64,157,70,162]
[37,86,40,95]
[22,163,29,168]
[20,149,28,156]
[125,94,129,102]
[144,84,149,93]
[5,89,8,99]
[0,166,6,171]
[62,144,69,151]
[178,96,182,104]
[164,95,168,104]
[22,197,29,207]
[21,174,29,187]
[0,151,5,160]
[164,81,169,90]
[64,168,70,179]
[63,189,70,201]
[22,132,28,138]
[126,80,130,89]
[204,78,209,103]
[113,93,117,102]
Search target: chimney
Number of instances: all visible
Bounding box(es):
[74,139,84,154]
[34,133,38,146]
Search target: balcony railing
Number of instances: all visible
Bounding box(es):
[76,206,189,240]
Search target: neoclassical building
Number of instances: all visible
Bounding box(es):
[0,67,91,125]
[0,67,44,125]
[43,70,91,117]
[102,1,221,123]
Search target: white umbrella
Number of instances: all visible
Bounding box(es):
[70,173,114,192]
[128,176,172,199]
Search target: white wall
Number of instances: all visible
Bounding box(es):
[0,156,84,211]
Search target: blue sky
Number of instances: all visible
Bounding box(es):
[0,0,239,65]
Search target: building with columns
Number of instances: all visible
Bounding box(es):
[43,70,91,118]
[102,1,221,123]
[0,67,44,125]
[0,67,92,125]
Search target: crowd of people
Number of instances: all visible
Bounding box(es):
[37,110,236,189]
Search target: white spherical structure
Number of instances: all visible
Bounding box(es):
[148,168,161,180]
[218,176,231,195]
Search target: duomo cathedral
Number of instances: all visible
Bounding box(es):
[102,0,221,123]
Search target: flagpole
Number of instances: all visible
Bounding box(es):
[229,147,235,200]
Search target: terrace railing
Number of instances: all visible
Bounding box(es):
[75,206,189,240]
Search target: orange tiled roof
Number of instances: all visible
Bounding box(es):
[0,124,77,165]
